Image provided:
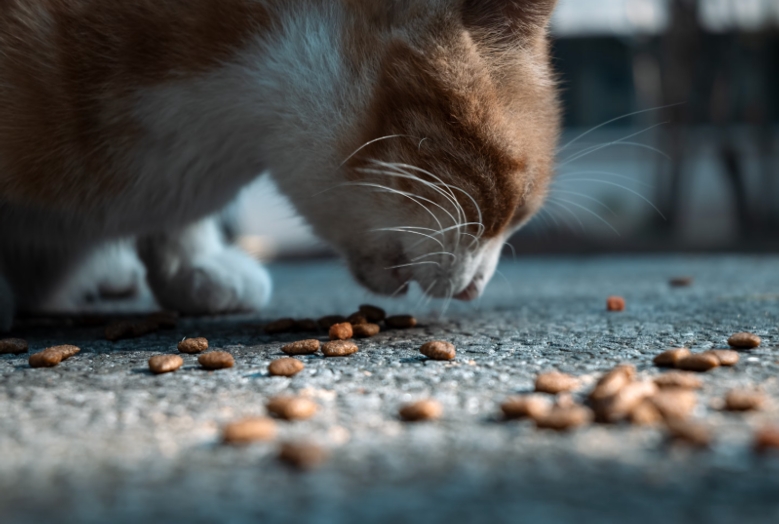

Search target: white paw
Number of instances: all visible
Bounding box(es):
[0,275,13,332]
[151,247,272,315]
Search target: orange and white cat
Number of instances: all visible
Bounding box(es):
[0,0,560,330]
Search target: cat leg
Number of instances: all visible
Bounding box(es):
[0,273,13,332]
[137,216,272,315]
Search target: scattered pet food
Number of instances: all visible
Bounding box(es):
[29,345,80,368]
[268,357,304,377]
[669,277,694,287]
[352,323,380,338]
[589,365,635,401]
[264,318,296,335]
[653,372,703,390]
[278,442,329,470]
[727,332,761,349]
[649,389,697,421]
[148,354,184,374]
[653,348,692,368]
[105,319,158,341]
[535,371,579,394]
[754,427,779,453]
[595,380,658,423]
[266,396,318,420]
[282,339,320,355]
[177,337,208,354]
[629,400,663,426]
[294,319,318,332]
[535,405,593,431]
[222,417,277,444]
[666,420,711,447]
[317,315,347,330]
[359,304,386,323]
[724,389,765,412]
[0,338,28,355]
[399,399,443,422]
[346,312,368,326]
[420,341,456,361]
[501,395,552,420]
[385,315,417,329]
[322,340,358,357]
[676,353,720,372]
[703,349,739,366]
[198,351,235,370]
[606,296,625,312]
[329,322,353,341]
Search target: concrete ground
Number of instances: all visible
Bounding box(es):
[2,255,779,524]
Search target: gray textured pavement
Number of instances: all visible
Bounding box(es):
[3,256,779,524]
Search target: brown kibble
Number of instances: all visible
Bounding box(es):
[317,315,347,330]
[535,405,593,431]
[653,372,703,390]
[147,311,178,329]
[266,396,318,420]
[222,417,277,444]
[703,349,739,366]
[653,348,692,368]
[649,389,697,421]
[669,276,694,287]
[385,315,417,329]
[264,318,296,335]
[595,380,658,423]
[754,427,779,453]
[630,400,663,426]
[420,341,456,361]
[346,312,368,326]
[727,332,761,349]
[279,442,329,470]
[352,323,380,338]
[177,337,208,354]
[589,364,636,401]
[29,350,62,368]
[198,351,234,370]
[268,357,305,377]
[148,354,184,374]
[399,399,443,422]
[104,320,136,341]
[535,371,579,394]
[606,296,625,312]
[0,338,28,355]
[359,304,386,323]
[677,353,720,372]
[501,395,552,420]
[666,420,711,447]
[724,389,765,412]
[321,340,358,357]
[49,345,80,360]
[294,319,318,332]
[282,339,320,355]
[329,322,353,340]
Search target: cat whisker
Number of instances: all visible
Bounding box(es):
[390,279,413,298]
[439,279,455,319]
[503,241,517,260]
[545,199,585,234]
[371,228,445,250]
[548,188,619,217]
[547,196,621,236]
[415,279,439,311]
[553,179,666,220]
[411,251,457,262]
[559,122,669,167]
[556,170,654,190]
[385,261,441,270]
[494,269,515,298]
[338,134,414,168]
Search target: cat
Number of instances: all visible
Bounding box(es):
[0,0,560,331]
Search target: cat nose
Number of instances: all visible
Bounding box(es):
[454,280,480,301]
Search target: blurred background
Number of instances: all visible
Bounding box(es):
[236,0,779,260]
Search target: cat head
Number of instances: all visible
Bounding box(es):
[282,0,560,300]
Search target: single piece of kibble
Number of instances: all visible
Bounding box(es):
[727,332,761,349]
[606,296,625,312]
[282,339,320,355]
[399,399,443,422]
[595,381,658,423]
[294,319,318,332]
[589,364,636,401]
[317,315,347,330]
[653,348,692,368]
[279,442,329,470]
[29,350,62,368]
[266,396,318,420]
[535,371,579,394]
[104,320,136,341]
[420,341,456,361]
[630,400,663,426]
[346,312,368,326]
[703,349,739,366]
[501,395,552,420]
[649,389,697,421]
[724,389,765,412]
[48,345,80,361]
[268,357,304,377]
[0,338,28,355]
[385,315,417,329]
[148,354,184,374]
[177,337,208,354]
[321,340,358,357]
[754,427,779,453]
[535,405,593,431]
[359,304,386,323]
[352,323,380,338]
[669,277,694,287]
[676,353,720,372]
[329,322,353,340]
[198,351,235,370]
[264,318,296,334]
[222,417,277,444]
[654,372,703,390]
[666,420,711,447]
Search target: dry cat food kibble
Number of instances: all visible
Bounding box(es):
[703,349,739,366]
[754,427,779,453]
[535,405,593,431]
[147,311,178,329]
[329,322,353,340]
[222,417,277,444]
[29,345,80,368]
[317,315,347,330]
[177,337,208,354]
[653,372,703,390]
[653,348,692,368]
[630,401,663,426]
[198,351,235,370]
[385,315,417,329]
[359,304,386,323]
[352,323,380,338]
[724,389,765,412]
[264,318,296,335]
[321,340,358,357]
[535,371,579,394]
[420,341,456,361]
[282,339,320,355]
[346,312,368,326]
[0,338,28,354]
[294,319,318,332]
[666,420,711,447]
[148,354,184,374]
[266,396,318,420]
[649,389,697,421]
[278,442,329,470]
[105,319,158,341]
[501,395,552,420]
[268,357,304,377]
[669,276,694,287]
[727,332,761,349]
[606,296,625,312]
[589,364,635,401]
[676,353,720,372]
[595,380,658,423]
[399,399,443,422]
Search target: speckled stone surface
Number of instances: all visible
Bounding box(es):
[2,256,779,524]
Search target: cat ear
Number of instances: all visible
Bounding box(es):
[462,0,558,41]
